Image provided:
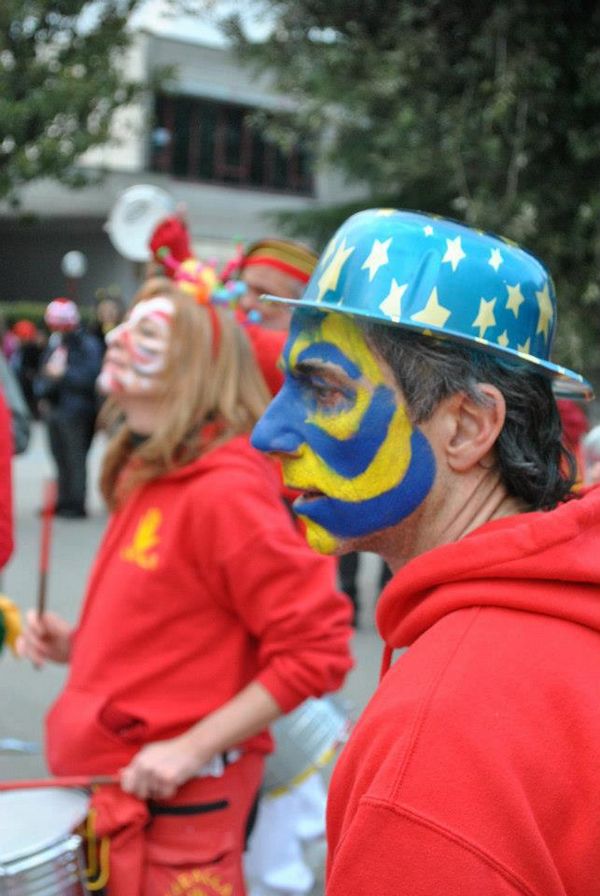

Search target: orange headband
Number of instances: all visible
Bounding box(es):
[241,239,317,284]
[206,304,221,358]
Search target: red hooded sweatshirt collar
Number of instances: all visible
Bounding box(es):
[377,487,600,672]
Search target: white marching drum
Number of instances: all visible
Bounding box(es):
[104,184,175,262]
[263,695,351,796]
[0,788,89,895]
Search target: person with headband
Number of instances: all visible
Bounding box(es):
[252,208,600,894]
[237,237,318,331]
[18,280,353,896]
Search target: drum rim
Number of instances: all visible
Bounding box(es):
[0,787,89,864]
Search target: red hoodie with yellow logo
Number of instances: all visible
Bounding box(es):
[46,435,353,776]
[327,487,600,896]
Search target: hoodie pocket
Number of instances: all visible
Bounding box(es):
[143,801,238,896]
[46,687,143,775]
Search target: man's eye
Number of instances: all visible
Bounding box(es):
[312,382,348,409]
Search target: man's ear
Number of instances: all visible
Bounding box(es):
[445,385,506,473]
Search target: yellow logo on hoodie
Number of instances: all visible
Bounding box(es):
[121,508,162,570]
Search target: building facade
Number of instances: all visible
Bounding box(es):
[0,15,358,306]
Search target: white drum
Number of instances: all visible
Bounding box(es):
[263,696,351,795]
[104,184,175,262]
[0,788,89,895]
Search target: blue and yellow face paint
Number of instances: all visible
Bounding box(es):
[251,308,436,554]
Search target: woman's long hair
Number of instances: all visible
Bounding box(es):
[100,278,271,508]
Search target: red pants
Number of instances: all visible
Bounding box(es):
[94,753,264,896]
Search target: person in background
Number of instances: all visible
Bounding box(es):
[582,424,600,485]
[237,238,316,330]
[90,291,126,355]
[252,208,600,895]
[556,398,588,487]
[34,298,103,518]
[0,383,19,653]
[11,319,44,420]
[18,281,352,896]
[0,313,18,363]
[0,348,31,456]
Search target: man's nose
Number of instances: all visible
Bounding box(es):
[251,389,303,455]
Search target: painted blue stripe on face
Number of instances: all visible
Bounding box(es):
[296,343,362,380]
[294,429,435,537]
[304,384,396,478]
[251,375,307,453]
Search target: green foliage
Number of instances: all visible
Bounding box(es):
[0,0,143,203]
[223,0,600,388]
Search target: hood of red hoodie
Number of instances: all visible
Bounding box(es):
[146,433,280,486]
[377,486,600,655]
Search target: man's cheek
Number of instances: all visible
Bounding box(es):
[300,517,339,555]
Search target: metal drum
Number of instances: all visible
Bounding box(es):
[263,696,351,795]
[0,788,89,895]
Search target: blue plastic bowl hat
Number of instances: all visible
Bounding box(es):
[263,209,592,400]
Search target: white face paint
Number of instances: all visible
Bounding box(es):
[97,297,174,397]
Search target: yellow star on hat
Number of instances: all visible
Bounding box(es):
[411,287,452,328]
[472,297,497,339]
[506,283,525,318]
[379,279,408,323]
[361,238,392,282]
[442,236,466,272]
[535,283,553,341]
[317,238,355,302]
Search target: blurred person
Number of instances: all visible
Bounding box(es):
[252,208,600,895]
[91,292,126,355]
[11,319,44,419]
[0,312,18,362]
[34,298,103,518]
[0,383,19,654]
[556,398,588,487]
[237,238,317,332]
[0,348,31,455]
[18,280,352,896]
[582,424,600,484]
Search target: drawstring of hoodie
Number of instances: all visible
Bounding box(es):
[379,643,393,680]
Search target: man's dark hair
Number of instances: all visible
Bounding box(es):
[363,321,576,510]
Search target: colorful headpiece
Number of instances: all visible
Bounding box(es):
[260,208,592,400]
[45,298,80,331]
[147,219,313,394]
[240,238,318,284]
[149,217,245,308]
[12,319,38,341]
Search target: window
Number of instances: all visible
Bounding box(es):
[150,94,314,196]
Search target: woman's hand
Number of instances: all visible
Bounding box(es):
[16,610,73,666]
[120,734,210,801]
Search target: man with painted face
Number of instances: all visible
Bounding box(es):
[252,208,600,895]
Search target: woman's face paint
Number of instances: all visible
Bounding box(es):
[251,309,436,554]
[97,297,174,397]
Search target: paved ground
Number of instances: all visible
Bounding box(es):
[0,423,388,893]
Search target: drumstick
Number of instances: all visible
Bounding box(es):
[37,479,57,619]
[0,774,120,792]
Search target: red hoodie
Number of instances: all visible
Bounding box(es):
[327,487,600,896]
[46,435,352,776]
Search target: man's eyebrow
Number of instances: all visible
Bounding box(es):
[296,343,361,379]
